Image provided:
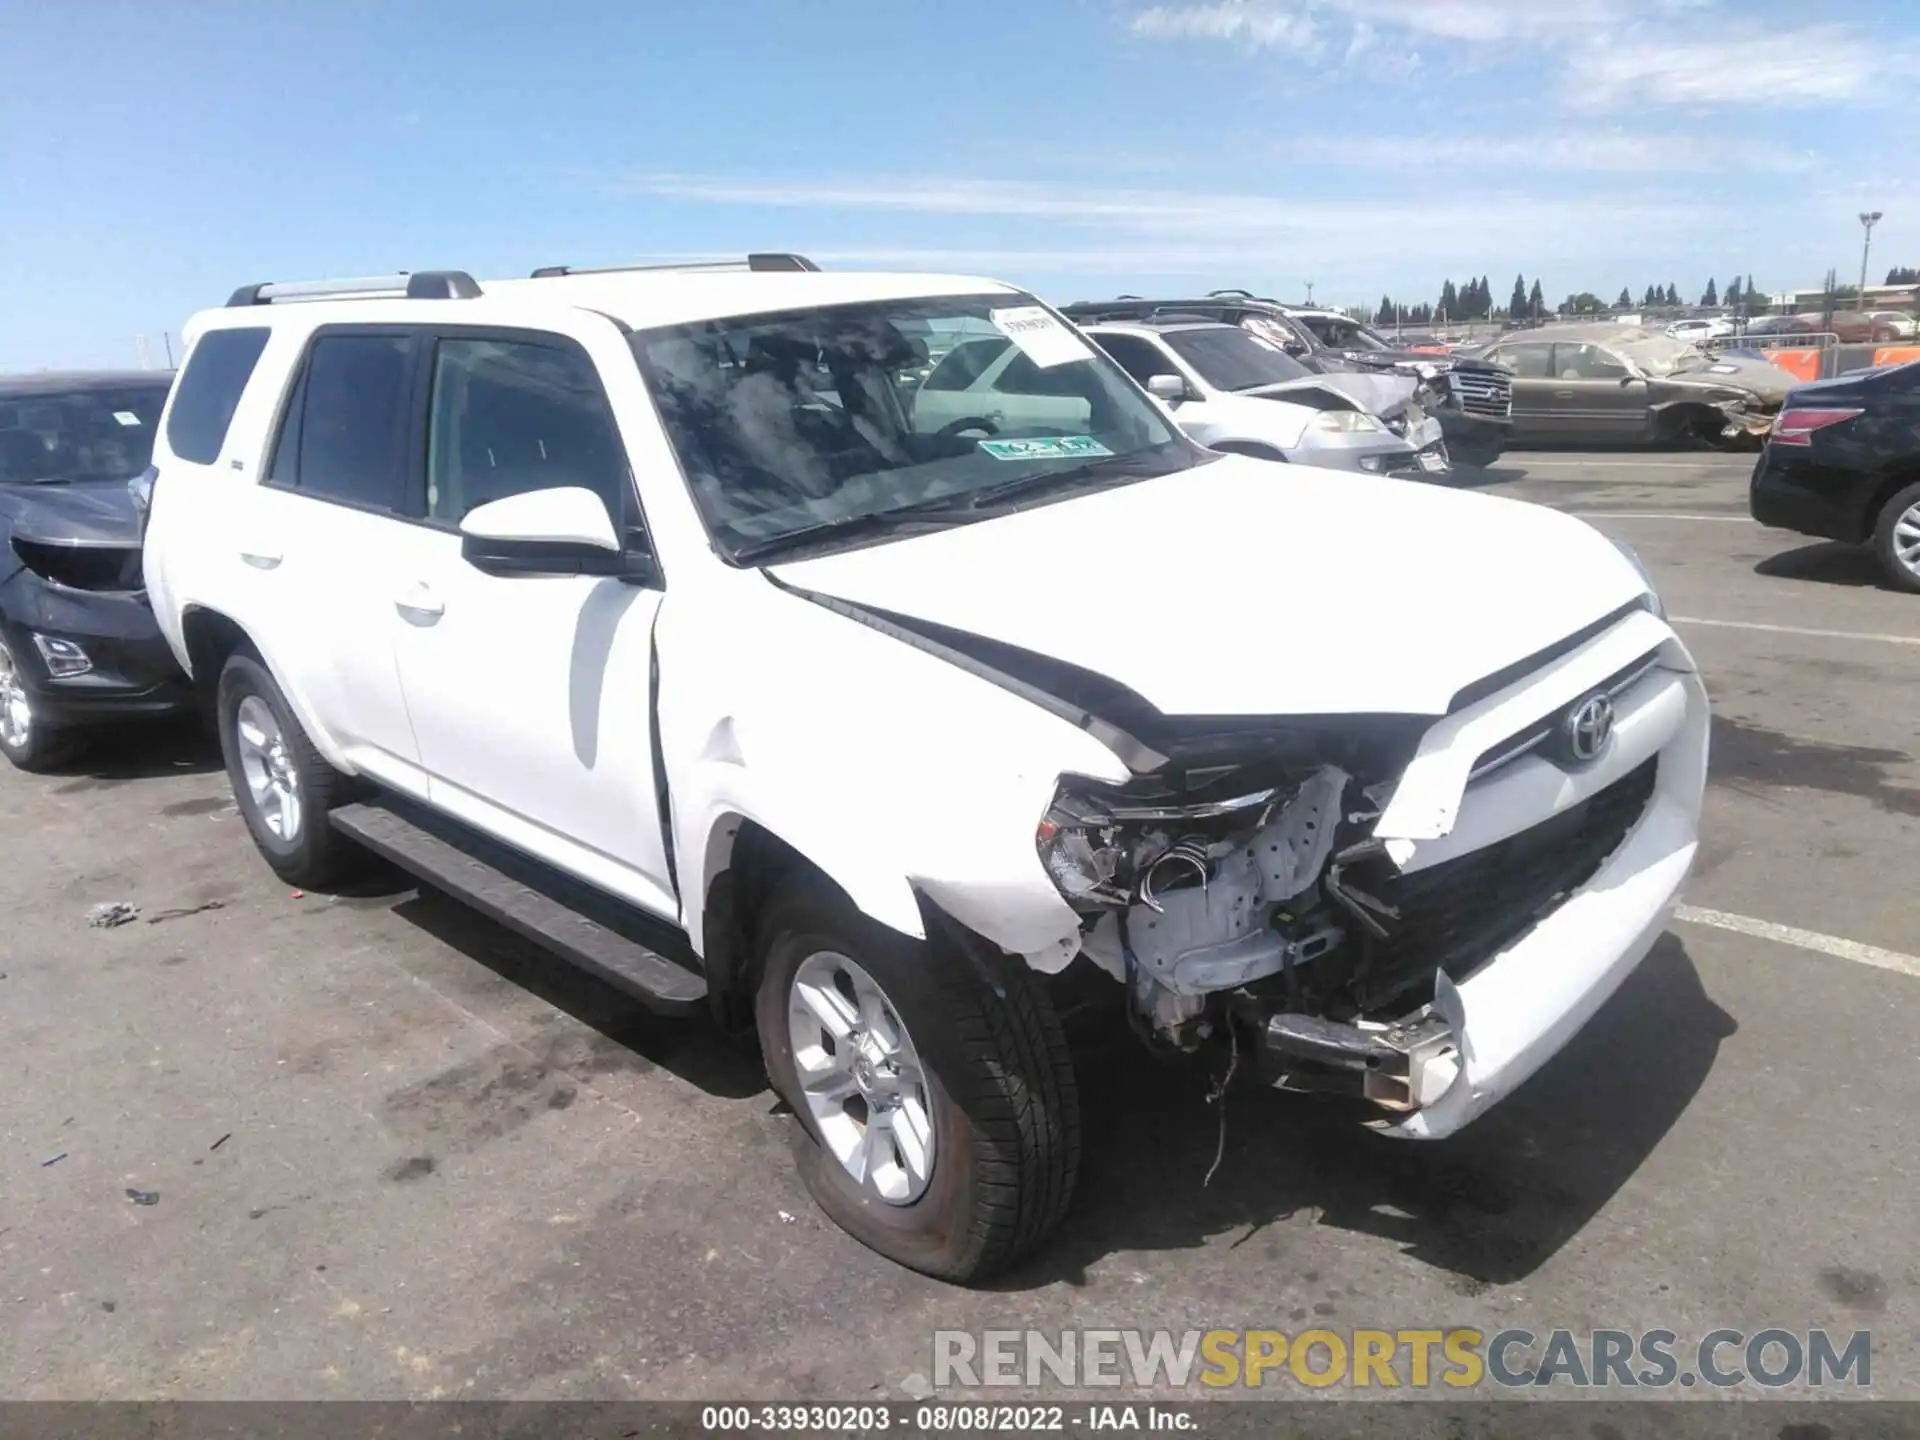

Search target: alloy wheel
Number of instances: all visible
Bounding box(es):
[787,950,936,1205]
[234,694,302,841]
[1894,501,1920,582]
[0,638,31,752]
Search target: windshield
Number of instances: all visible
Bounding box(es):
[0,382,170,484]
[1296,315,1393,351]
[1164,327,1313,391]
[634,293,1197,562]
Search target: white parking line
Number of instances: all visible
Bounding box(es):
[1669,616,1920,647]
[1676,905,1920,980]
[1568,512,1756,522]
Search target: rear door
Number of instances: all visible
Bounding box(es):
[247,327,429,792]
[1486,341,1555,437]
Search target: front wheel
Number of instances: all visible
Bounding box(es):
[754,879,1081,1283]
[0,633,74,772]
[216,651,362,886]
[1871,481,1920,594]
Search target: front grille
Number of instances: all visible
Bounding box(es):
[1449,368,1512,420]
[1342,758,1658,1012]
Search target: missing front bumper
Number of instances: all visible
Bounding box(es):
[1245,1004,1463,1113]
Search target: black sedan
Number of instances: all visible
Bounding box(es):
[0,370,194,770]
[1749,360,1920,592]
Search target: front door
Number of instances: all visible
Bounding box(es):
[1547,343,1650,438]
[1487,341,1556,439]
[389,324,676,919]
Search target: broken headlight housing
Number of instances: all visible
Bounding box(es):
[1610,538,1666,619]
[1036,779,1279,913]
[1310,410,1382,434]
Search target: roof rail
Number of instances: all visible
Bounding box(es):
[529,252,820,279]
[226,271,481,307]
[1207,288,1257,299]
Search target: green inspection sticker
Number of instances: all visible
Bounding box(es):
[977,435,1114,461]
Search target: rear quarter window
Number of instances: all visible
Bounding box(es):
[166,327,271,464]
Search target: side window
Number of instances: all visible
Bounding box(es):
[1555,344,1630,380]
[166,327,270,463]
[425,336,628,525]
[989,350,1084,398]
[269,333,413,509]
[1093,334,1179,386]
[923,337,1009,392]
[1493,343,1554,379]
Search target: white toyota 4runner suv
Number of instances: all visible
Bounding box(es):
[140,256,1708,1283]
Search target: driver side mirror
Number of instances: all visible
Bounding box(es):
[459,487,656,583]
[1147,373,1190,406]
[1619,374,1648,388]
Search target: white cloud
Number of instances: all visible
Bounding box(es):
[1564,27,1890,109]
[613,171,1725,286]
[1124,1,1895,110]
[1278,131,1819,174]
[1128,2,1321,54]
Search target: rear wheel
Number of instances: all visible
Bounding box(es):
[216,651,362,886]
[0,634,74,772]
[1871,481,1920,594]
[754,878,1081,1283]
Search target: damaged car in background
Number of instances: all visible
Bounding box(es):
[1464,324,1790,449]
[0,370,192,770]
[1064,294,1515,467]
[1076,318,1451,476]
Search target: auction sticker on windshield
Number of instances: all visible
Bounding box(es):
[990,306,1093,368]
[979,436,1113,461]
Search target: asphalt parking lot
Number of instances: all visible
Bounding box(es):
[3,449,1917,1403]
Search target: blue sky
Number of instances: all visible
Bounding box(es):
[3,0,1916,368]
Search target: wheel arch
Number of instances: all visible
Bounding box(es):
[180,605,354,773]
[1862,468,1920,544]
[695,811,924,1032]
[1209,439,1290,462]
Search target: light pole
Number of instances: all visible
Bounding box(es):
[1304,281,1315,304]
[1859,211,1883,297]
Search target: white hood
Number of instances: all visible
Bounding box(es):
[769,457,1651,719]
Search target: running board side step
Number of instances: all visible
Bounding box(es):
[330,798,708,1014]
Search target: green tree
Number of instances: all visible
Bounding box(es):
[1642,284,1659,307]
[1566,291,1607,315]
[1886,266,1920,285]
[1724,276,1741,308]
[1528,278,1544,317]
[1509,274,1529,317]
[1439,279,1459,319]
[1376,294,1395,325]
[1616,287,1632,309]
[1664,283,1680,306]
[1701,278,1718,307]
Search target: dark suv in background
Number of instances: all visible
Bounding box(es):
[1062,293,1514,466]
[0,370,191,769]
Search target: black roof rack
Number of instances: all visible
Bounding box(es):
[225,271,481,307]
[529,252,820,279]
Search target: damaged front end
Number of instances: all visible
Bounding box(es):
[1035,728,1472,1115]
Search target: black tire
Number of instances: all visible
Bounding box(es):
[753,878,1081,1283]
[0,633,75,773]
[215,650,363,887]
[1448,441,1502,469]
[1870,480,1920,594]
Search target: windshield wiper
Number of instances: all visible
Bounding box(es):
[963,450,1181,512]
[727,497,976,564]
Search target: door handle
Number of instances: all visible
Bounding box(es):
[1553,390,1575,399]
[393,583,444,620]
[239,548,282,569]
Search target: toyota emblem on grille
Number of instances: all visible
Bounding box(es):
[1564,693,1614,763]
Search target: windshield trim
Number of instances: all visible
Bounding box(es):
[628,291,1213,567]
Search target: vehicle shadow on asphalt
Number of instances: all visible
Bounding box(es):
[997,935,1736,1293]
[43,715,222,788]
[366,873,770,1100]
[1753,539,1888,590]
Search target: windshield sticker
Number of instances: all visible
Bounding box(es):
[989,306,1093,369]
[978,435,1113,462]
[112,411,143,426]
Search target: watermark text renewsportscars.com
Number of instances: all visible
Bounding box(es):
[932,1328,1872,1391]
